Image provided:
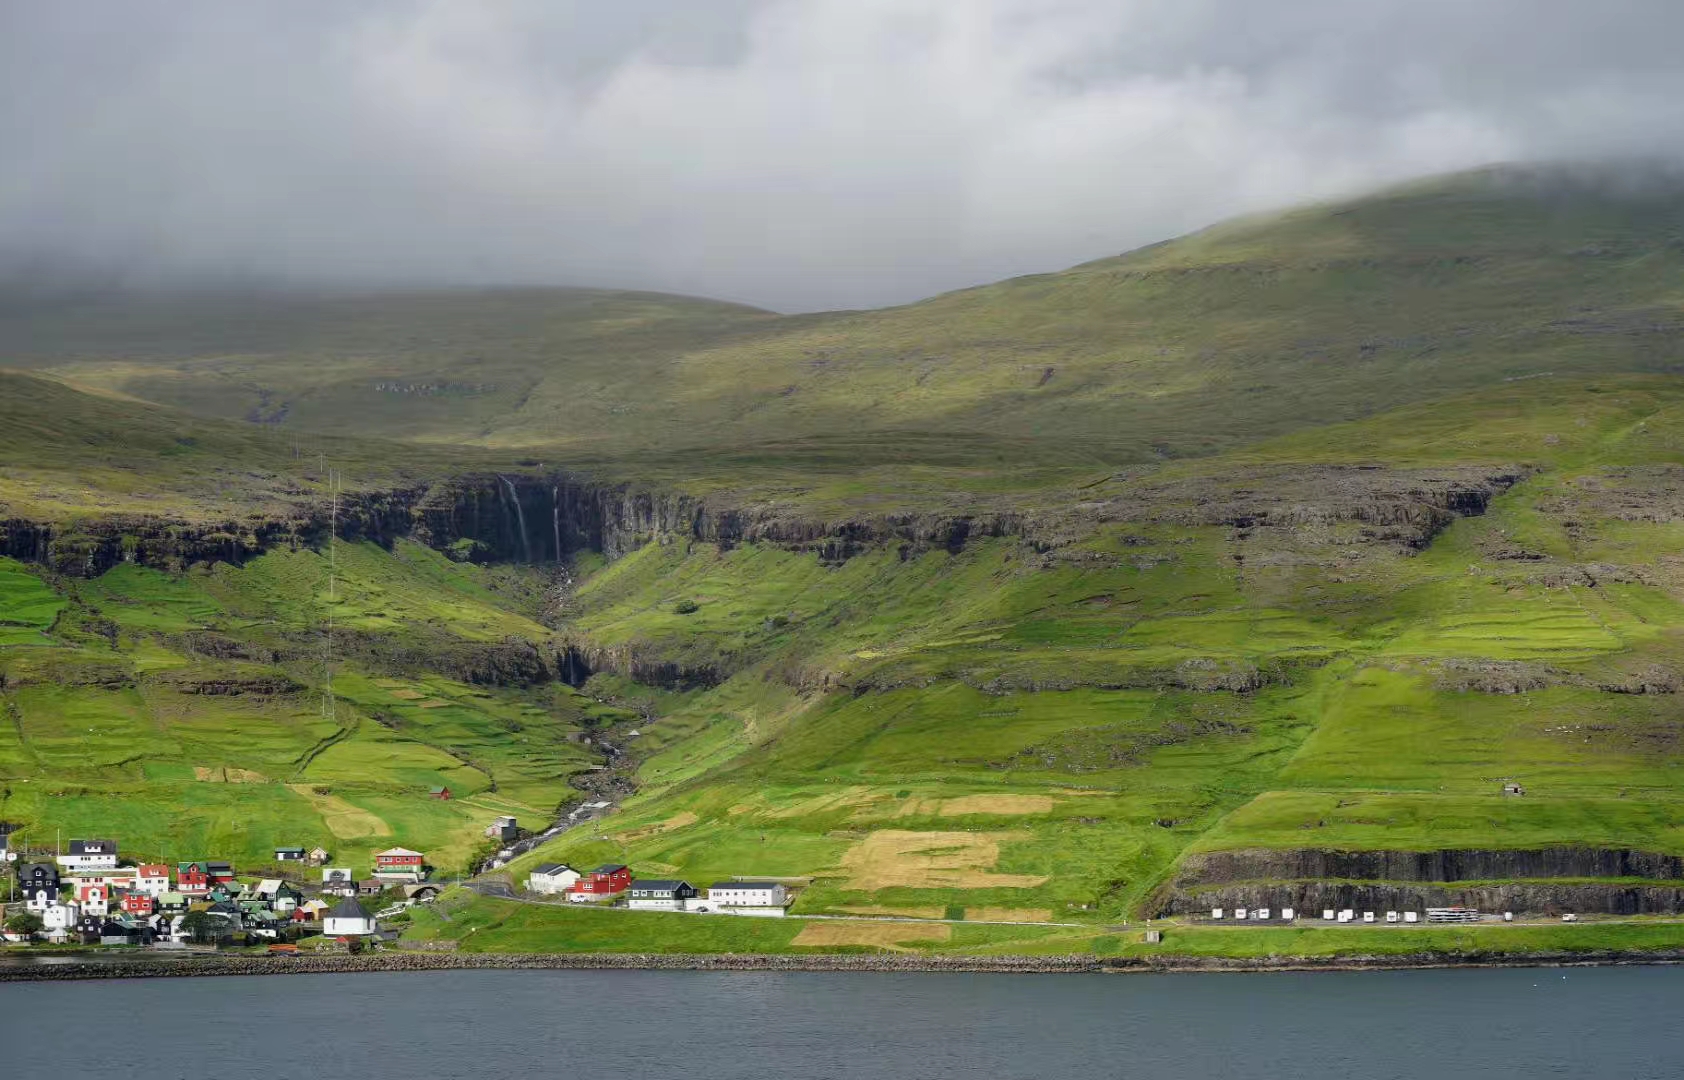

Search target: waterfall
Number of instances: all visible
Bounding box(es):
[552,485,563,564]
[498,476,534,563]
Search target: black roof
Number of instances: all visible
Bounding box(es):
[630,879,692,892]
[592,864,628,874]
[328,897,372,920]
[533,863,573,875]
[68,839,116,855]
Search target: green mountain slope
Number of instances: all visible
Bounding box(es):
[9,166,1684,473]
[9,168,1684,957]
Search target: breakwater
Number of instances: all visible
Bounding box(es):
[6,948,1684,982]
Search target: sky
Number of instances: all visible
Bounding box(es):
[3,0,1683,311]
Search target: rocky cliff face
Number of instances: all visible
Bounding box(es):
[1160,880,1684,916]
[1178,846,1684,882]
[1155,846,1684,916]
[0,472,1022,577]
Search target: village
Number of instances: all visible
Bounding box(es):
[0,815,796,951]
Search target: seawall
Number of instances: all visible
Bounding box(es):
[5,948,1684,982]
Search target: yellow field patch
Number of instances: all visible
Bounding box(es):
[417,699,452,709]
[832,905,946,919]
[288,783,393,840]
[938,795,1056,817]
[793,921,952,949]
[839,830,1049,891]
[890,797,939,819]
[965,907,1054,923]
[192,766,270,783]
[615,811,699,843]
[387,689,424,700]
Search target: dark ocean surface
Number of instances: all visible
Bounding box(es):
[2,966,1681,1078]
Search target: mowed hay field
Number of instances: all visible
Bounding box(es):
[791,921,953,949]
[838,832,1048,891]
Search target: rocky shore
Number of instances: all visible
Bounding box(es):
[5,948,1684,982]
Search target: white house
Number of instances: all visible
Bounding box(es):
[705,881,790,910]
[134,864,171,898]
[526,863,581,895]
[323,897,379,937]
[41,901,80,942]
[57,839,119,871]
[321,868,357,896]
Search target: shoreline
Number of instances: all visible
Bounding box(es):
[5,948,1684,982]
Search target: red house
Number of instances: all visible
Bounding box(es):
[567,864,632,902]
[373,847,426,881]
[428,786,452,800]
[121,893,155,916]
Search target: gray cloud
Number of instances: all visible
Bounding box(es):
[3,0,1683,310]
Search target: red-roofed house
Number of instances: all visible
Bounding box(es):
[121,893,155,917]
[135,864,171,898]
[77,882,110,917]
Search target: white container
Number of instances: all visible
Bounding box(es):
[1281,908,1295,921]
[1404,911,1419,923]
[1234,908,1248,920]
[1211,909,1224,920]
[1385,911,1399,923]
[1255,908,1270,921]
[1322,909,1336,921]
[1338,910,1354,923]
[1362,911,1376,923]
[1503,911,1514,922]
[1562,913,1578,923]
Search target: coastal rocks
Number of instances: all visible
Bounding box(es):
[7,947,1684,983]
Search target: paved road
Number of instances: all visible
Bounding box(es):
[457,885,1095,929]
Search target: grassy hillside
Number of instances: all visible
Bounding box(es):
[485,373,1684,937]
[0,370,505,522]
[7,166,1684,482]
[0,539,622,873]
